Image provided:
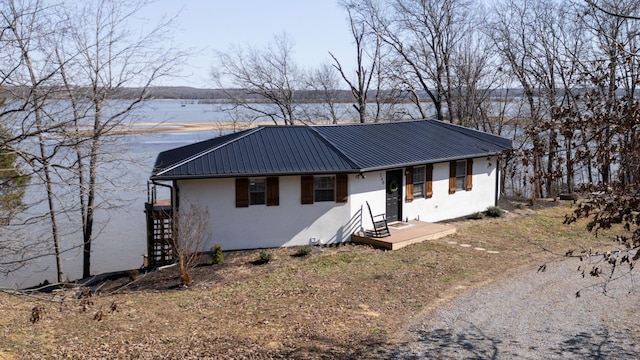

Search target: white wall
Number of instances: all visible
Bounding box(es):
[403,156,499,222]
[349,170,393,230]
[176,156,500,251]
[177,175,356,251]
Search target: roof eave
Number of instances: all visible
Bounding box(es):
[357,150,509,174]
[150,149,510,181]
[150,169,359,181]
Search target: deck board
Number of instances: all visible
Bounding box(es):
[351,220,456,250]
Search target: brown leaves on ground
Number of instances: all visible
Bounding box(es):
[0,200,616,359]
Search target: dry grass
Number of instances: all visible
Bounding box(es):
[0,201,622,359]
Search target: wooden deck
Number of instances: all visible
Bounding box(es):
[351,220,456,250]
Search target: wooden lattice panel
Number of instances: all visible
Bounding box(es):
[145,205,174,267]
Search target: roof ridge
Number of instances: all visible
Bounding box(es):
[155,127,264,177]
[307,126,362,170]
[311,119,425,128]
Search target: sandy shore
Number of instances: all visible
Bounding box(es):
[111,121,269,134]
[109,119,358,135]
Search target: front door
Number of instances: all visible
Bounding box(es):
[386,169,402,222]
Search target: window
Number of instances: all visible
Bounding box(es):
[413,166,425,198]
[249,178,266,205]
[449,159,473,194]
[236,177,279,207]
[314,176,335,202]
[301,174,348,204]
[455,161,466,191]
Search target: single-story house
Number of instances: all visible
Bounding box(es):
[148,119,512,252]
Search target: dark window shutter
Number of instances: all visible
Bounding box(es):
[301,176,314,204]
[266,177,279,206]
[426,164,433,198]
[405,167,414,202]
[449,161,456,194]
[235,178,249,207]
[335,174,348,203]
[466,159,473,191]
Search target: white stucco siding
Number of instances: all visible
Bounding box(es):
[174,156,500,250]
[348,170,388,231]
[176,176,355,251]
[403,156,499,222]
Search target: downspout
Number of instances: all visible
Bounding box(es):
[151,180,175,210]
[173,180,180,211]
[494,157,500,207]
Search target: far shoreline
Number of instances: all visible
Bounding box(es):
[106,119,360,135]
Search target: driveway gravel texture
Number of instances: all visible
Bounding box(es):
[392,258,640,359]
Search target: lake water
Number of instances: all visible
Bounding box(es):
[0,100,234,288]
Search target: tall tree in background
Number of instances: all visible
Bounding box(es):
[578,0,640,186]
[57,0,184,278]
[302,63,344,124]
[0,0,69,282]
[331,2,378,123]
[353,0,476,121]
[0,0,184,281]
[449,17,495,128]
[212,32,301,125]
[488,0,580,198]
[560,0,640,283]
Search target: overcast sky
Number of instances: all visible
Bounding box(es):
[140,0,355,88]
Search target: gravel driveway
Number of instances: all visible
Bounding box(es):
[392,259,640,359]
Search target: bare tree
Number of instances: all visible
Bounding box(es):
[352,0,476,121]
[331,3,378,123]
[171,203,210,287]
[212,32,302,125]
[0,0,70,282]
[55,0,185,278]
[548,0,640,286]
[576,0,640,186]
[449,25,495,128]
[0,0,185,281]
[302,63,344,124]
[487,0,586,198]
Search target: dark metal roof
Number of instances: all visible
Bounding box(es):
[151,119,513,180]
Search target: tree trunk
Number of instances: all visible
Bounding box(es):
[83,101,101,279]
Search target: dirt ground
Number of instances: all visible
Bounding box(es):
[0,198,618,359]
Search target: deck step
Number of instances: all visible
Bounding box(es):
[352,220,456,250]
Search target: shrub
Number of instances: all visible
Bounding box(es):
[253,251,273,265]
[210,244,224,264]
[468,212,483,220]
[128,269,139,281]
[294,245,313,257]
[486,206,504,218]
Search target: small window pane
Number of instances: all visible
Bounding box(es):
[314,176,335,202]
[455,161,466,190]
[413,166,425,183]
[249,178,265,205]
[413,166,425,198]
